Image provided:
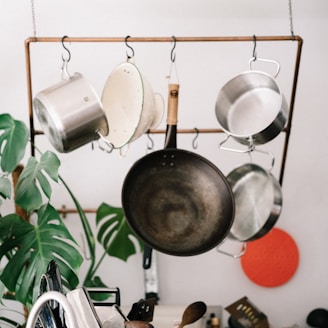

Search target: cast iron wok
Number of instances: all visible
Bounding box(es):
[121,84,234,256]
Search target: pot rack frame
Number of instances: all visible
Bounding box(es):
[24,35,303,215]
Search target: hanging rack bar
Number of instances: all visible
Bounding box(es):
[25,35,303,186]
[25,35,301,43]
[278,35,303,184]
[32,126,290,136]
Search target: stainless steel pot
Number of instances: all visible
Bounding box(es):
[215,58,288,145]
[34,64,108,153]
[217,162,282,258]
[227,162,282,242]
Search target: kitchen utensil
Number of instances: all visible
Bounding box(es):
[38,260,64,328]
[227,162,282,242]
[26,291,78,328]
[306,308,328,328]
[66,287,103,328]
[34,61,108,153]
[127,298,156,322]
[225,296,269,328]
[37,302,58,328]
[215,58,288,145]
[218,159,282,257]
[228,315,244,328]
[122,84,234,256]
[100,58,164,150]
[241,228,299,287]
[178,302,207,328]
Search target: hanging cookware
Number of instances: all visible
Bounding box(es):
[33,60,108,153]
[121,84,234,256]
[225,161,282,243]
[100,58,164,151]
[215,58,288,145]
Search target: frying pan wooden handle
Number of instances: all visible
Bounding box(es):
[167,84,179,125]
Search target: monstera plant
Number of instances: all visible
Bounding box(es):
[0,113,143,325]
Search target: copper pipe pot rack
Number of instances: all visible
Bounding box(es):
[25,35,303,217]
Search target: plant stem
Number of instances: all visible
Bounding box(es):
[58,175,96,284]
[89,250,107,278]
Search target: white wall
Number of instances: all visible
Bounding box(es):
[1,1,328,327]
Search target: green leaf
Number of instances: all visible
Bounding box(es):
[96,203,143,261]
[15,151,60,212]
[0,175,11,202]
[0,203,83,305]
[83,276,112,302]
[0,114,29,173]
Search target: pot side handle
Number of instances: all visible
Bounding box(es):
[249,57,281,78]
[216,240,247,258]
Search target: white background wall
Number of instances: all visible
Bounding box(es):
[1,1,328,327]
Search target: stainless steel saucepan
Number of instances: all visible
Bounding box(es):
[215,58,288,146]
[218,152,282,258]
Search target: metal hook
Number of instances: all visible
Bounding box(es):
[146,130,154,152]
[125,35,135,59]
[170,36,177,62]
[192,127,199,149]
[61,35,71,62]
[252,34,257,61]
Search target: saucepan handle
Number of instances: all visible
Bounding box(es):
[247,147,275,172]
[61,59,72,80]
[97,131,115,153]
[248,57,281,78]
[219,134,255,153]
[216,240,247,258]
[219,136,275,171]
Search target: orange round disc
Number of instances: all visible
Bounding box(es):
[241,228,299,287]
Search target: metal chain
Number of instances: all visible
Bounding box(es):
[30,0,37,37]
[288,0,295,38]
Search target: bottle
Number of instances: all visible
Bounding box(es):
[210,314,220,328]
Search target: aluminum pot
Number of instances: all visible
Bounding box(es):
[227,162,282,242]
[100,58,164,150]
[122,84,235,256]
[33,65,108,153]
[215,58,288,146]
[217,161,282,258]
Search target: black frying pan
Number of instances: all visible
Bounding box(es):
[122,84,234,256]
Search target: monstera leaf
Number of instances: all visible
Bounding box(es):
[0,114,29,173]
[0,203,83,305]
[0,175,11,205]
[96,203,144,261]
[15,151,60,213]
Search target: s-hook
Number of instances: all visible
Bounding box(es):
[171,35,177,63]
[61,35,71,62]
[252,34,257,61]
[167,35,179,83]
[146,130,154,152]
[192,127,199,149]
[125,35,135,59]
